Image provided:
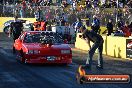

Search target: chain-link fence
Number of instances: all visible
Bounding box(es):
[0,5,63,17]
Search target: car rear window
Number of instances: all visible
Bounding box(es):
[23,32,63,44]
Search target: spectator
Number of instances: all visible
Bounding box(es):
[22,0,26,10]
[21,0,27,17]
[106,19,113,36]
[33,0,39,6]
[127,0,132,8]
[60,17,66,26]
[117,19,124,30]
[69,0,73,5]
[122,21,131,37]
[79,25,104,69]
[113,19,124,36]
[72,1,77,11]
[14,3,19,17]
[44,0,51,6]
[34,7,43,21]
[33,21,41,31]
[57,0,62,6]
[128,22,132,33]
[54,14,60,25]
[61,1,68,8]
[62,13,68,22]
[111,0,117,8]
[45,9,52,20]
[6,1,9,5]
[28,4,34,17]
[118,1,123,8]
[64,22,71,43]
[72,18,83,33]
[42,0,48,6]
[40,19,47,31]
[100,0,106,6]
[92,15,100,33]
[29,23,34,31]
[114,28,124,37]
[10,16,23,42]
[85,0,91,9]
[92,0,99,8]
[20,7,24,18]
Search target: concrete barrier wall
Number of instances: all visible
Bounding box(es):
[75,33,132,59]
[0,17,36,32]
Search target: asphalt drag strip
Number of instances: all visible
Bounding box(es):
[0,33,132,88]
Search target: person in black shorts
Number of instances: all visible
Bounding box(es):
[10,16,23,42]
[79,25,104,69]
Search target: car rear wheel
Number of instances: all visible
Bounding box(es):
[63,63,68,66]
[20,50,26,64]
[13,46,16,54]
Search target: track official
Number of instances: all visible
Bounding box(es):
[10,16,23,42]
[79,26,104,69]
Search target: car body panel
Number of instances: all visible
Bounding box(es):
[13,31,72,64]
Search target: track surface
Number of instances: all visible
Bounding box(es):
[0,33,132,88]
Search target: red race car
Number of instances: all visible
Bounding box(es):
[13,31,72,64]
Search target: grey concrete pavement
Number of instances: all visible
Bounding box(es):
[0,33,132,88]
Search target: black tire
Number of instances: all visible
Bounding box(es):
[13,46,16,54]
[63,63,68,66]
[20,50,26,64]
[77,77,84,84]
[3,26,9,34]
[76,73,84,84]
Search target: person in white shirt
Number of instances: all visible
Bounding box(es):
[72,1,76,11]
